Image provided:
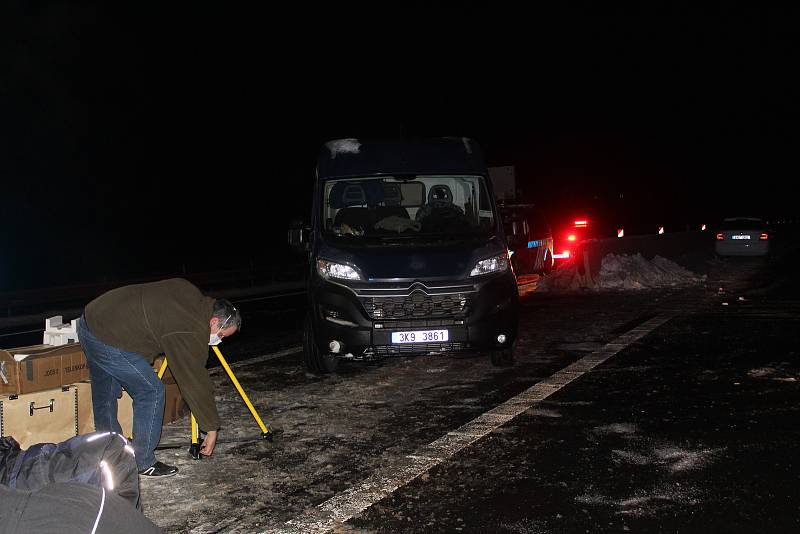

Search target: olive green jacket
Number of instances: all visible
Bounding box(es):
[84,278,219,430]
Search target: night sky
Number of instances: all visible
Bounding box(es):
[1,3,797,291]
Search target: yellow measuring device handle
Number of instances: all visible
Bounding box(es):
[157,350,271,444]
[191,413,199,444]
[159,357,199,444]
[212,346,270,436]
[156,357,169,380]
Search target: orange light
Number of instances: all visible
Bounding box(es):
[574,220,588,228]
[567,234,577,242]
[716,233,724,240]
[759,233,768,240]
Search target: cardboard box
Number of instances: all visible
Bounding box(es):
[0,343,89,396]
[75,381,187,438]
[0,385,80,449]
[75,381,96,435]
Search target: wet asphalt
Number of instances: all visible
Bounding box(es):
[347,314,800,533]
[342,245,800,533]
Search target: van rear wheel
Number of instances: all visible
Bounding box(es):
[303,315,340,374]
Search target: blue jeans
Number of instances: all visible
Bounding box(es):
[77,316,164,470]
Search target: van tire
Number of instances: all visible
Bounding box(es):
[303,315,340,374]
[491,346,515,367]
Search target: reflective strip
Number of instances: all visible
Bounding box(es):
[87,432,112,442]
[100,460,114,491]
[90,487,106,534]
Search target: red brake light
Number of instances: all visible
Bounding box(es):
[760,233,768,240]
[574,220,588,228]
[716,233,724,240]
[567,234,577,242]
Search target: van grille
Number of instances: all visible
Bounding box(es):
[379,318,461,329]
[373,342,471,356]
[362,292,470,319]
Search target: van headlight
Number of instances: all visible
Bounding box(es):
[317,259,362,281]
[470,254,509,277]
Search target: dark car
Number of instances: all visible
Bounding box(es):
[289,138,519,373]
[499,203,554,275]
[715,217,770,257]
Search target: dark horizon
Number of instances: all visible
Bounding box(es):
[1,3,797,291]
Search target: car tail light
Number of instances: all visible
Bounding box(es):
[567,234,577,242]
[574,220,588,228]
[759,233,768,240]
[716,233,724,240]
[553,250,571,259]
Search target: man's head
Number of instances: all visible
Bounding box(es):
[428,184,453,208]
[209,299,241,344]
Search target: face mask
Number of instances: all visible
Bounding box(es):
[209,314,232,346]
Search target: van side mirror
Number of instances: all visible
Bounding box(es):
[288,218,310,252]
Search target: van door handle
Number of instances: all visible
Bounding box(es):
[30,399,55,416]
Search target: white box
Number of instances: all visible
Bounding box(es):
[43,316,79,346]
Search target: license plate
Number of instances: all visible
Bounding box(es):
[391,329,449,344]
[732,235,751,240]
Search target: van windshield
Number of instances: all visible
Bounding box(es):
[322,175,495,240]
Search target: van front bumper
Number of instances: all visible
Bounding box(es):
[311,271,519,360]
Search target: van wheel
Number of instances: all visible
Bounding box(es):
[303,315,339,374]
[491,346,515,367]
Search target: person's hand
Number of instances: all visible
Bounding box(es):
[200,430,218,457]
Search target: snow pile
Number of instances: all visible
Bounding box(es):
[597,253,706,290]
[326,138,361,157]
[538,253,705,292]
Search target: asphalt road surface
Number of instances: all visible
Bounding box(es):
[126,238,800,533]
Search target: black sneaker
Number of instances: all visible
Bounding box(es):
[138,461,178,478]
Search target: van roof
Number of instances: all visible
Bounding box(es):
[317,137,487,179]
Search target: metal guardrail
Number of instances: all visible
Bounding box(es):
[0,265,308,318]
[0,281,309,334]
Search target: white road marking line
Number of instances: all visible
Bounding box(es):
[261,313,675,534]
